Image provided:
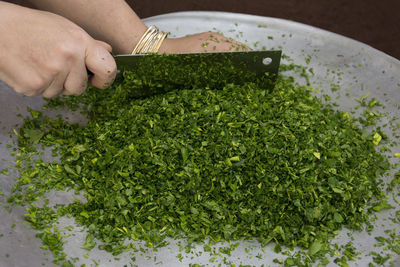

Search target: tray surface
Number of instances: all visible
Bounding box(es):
[1,11,399,266]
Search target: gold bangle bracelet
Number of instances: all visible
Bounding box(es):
[151,31,168,53]
[131,25,168,54]
[131,26,157,54]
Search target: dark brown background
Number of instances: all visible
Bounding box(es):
[128,0,400,60]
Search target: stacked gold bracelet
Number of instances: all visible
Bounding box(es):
[131,25,168,54]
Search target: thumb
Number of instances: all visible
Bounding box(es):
[96,40,113,53]
[86,40,116,89]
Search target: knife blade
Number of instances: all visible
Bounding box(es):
[112,50,282,98]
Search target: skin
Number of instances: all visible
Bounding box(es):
[27,0,247,54]
[1,0,248,97]
[0,2,116,97]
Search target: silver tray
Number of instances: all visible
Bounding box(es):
[1,11,399,267]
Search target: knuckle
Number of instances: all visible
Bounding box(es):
[57,42,79,61]
[45,62,64,75]
[29,75,49,91]
[69,27,88,43]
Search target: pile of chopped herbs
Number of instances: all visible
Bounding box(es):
[6,59,393,266]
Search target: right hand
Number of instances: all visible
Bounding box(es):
[0,2,117,98]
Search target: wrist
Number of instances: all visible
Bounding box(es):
[117,26,147,54]
[130,25,167,54]
[158,38,179,54]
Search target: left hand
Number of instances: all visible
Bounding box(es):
[159,32,250,54]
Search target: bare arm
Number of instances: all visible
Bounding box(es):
[28,0,247,54]
[1,0,245,98]
[28,0,147,54]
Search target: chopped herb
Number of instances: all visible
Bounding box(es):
[5,55,394,266]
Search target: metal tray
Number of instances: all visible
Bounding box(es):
[1,11,399,267]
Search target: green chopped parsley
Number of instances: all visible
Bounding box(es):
[5,57,395,266]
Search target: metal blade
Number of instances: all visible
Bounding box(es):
[113,50,282,98]
[115,50,281,76]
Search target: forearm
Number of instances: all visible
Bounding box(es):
[27,0,247,54]
[28,0,147,54]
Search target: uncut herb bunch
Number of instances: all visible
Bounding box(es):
[11,68,389,262]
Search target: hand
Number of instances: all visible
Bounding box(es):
[0,2,117,98]
[159,32,250,54]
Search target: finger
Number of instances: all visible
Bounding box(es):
[96,40,113,52]
[41,71,68,98]
[85,42,116,89]
[0,69,50,96]
[63,60,88,96]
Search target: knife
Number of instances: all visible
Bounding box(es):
[111,50,282,98]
